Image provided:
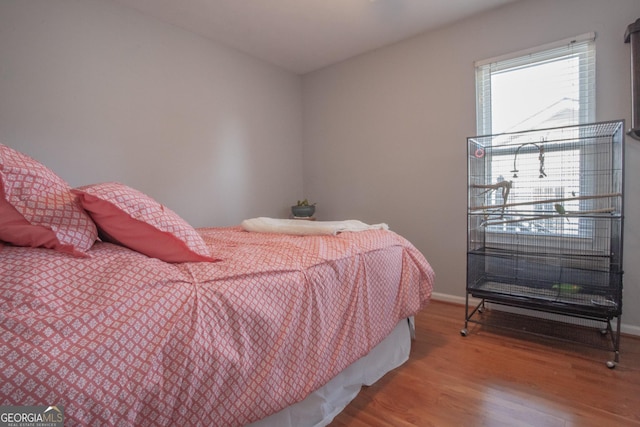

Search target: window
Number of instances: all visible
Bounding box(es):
[474,34,596,239]
[476,33,595,135]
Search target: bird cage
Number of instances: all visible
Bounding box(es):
[463,120,624,368]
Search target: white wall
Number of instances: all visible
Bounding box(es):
[0,0,303,227]
[2,0,639,332]
[302,0,640,332]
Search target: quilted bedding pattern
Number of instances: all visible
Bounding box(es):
[0,226,434,426]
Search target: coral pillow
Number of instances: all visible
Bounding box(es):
[72,182,216,263]
[0,144,98,256]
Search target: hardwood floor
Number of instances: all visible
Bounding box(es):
[329,301,640,427]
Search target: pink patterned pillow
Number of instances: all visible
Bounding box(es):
[0,144,98,256]
[72,182,216,263]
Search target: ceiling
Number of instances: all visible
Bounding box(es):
[112,0,520,74]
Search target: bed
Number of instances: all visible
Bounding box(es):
[0,144,435,426]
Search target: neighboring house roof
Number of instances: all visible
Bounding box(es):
[505,97,579,133]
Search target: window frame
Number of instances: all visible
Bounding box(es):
[474,34,599,244]
[475,32,596,136]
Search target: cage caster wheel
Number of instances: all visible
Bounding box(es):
[478,307,485,314]
[600,329,608,336]
[460,328,468,337]
[606,360,616,369]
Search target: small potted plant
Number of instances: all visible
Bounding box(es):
[291,199,316,218]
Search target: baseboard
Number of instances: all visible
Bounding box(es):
[431,292,476,305]
[430,292,640,337]
[622,323,640,337]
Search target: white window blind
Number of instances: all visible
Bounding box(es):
[475,34,599,240]
[476,33,596,136]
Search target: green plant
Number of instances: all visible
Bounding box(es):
[296,199,316,207]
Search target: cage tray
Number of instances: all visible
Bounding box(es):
[470,280,619,316]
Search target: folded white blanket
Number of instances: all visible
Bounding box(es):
[240,217,389,236]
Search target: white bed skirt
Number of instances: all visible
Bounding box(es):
[247,318,413,427]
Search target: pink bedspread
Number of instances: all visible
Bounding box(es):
[1,226,434,426]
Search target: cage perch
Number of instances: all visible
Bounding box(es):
[482,207,616,227]
[469,192,622,212]
[472,181,512,217]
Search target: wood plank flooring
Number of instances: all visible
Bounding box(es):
[329,301,640,427]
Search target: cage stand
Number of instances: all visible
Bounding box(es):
[462,296,621,368]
